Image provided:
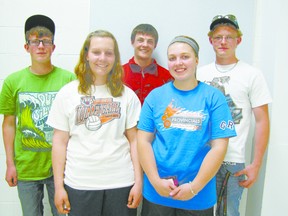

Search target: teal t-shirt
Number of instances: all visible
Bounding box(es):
[138,82,236,210]
[0,67,75,180]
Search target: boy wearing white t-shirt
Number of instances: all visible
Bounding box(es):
[197,14,272,216]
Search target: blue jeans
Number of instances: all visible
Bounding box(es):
[216,162,245,216]
[17,176,63,216]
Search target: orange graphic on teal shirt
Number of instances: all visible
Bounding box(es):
[162,103,180,128]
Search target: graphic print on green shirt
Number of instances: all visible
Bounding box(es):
[19,92,57,151]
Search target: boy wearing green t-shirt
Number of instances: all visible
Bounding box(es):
[0,14,75,216]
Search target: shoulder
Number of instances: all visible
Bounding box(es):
[4,68,29,81]
[155,63,172,81]
[122,57,134,67]
[123,85,141,105]
[123,85,139,98]
[53,67,75,78]
[197,62,215,80]
[148,82,172,96]
[197,62,214,72]
[198,82,225,98]
[58,80,78,94]
[237,61,261,74]
[157,64,169,72]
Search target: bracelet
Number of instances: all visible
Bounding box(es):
[188,181,198,196]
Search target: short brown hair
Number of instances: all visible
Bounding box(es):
[131,24,158,46]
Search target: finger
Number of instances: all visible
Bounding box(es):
[239,179,251,188]
[13,177,18,186]
[169,187,180,197]
[63,200,71,212]
[234,170,244,177]
[64,201,71,209]
[127,198,137,209]
[7,178,17,187]
[127,193,133,203]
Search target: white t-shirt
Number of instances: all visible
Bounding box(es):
[47,80,141,190]
[197,61,272,163]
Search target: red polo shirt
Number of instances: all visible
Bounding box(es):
[123,57,173,105]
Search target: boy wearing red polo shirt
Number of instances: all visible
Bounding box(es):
[123,24,172,105]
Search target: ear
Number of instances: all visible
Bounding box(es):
[236,37,242,45]
[209,37,213,45]
[24,43,29,52]
[52,44,56,52]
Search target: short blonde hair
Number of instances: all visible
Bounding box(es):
[208,24,243,38]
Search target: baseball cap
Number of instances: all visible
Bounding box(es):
[25,14,55,35]
[210,14,239,31]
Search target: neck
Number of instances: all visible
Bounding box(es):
[173,78,198,91]
[134,56,153,68]
[29,62,54,75]
[93,75,107,86]
[216,56,238,65]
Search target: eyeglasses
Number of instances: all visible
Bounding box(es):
[27,39,53,46]
[212,35,238,43]
[211,14,239,30]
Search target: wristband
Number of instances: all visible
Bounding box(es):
[188,181,198,196]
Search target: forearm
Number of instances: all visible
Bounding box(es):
[130,139,143,184]
[252,119,270,168]
[2,116,16,167]
[137,131,160,184]
[252,105,270,168]
[52,145,66,189]
[52,129,69,190]
[191,138,228,193]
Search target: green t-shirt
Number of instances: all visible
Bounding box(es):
[0,66,75,180]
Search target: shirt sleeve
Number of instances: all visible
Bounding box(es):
[137,95,156,133]
[46,87,70,132]
[210,90,237,140]
[249,70,272,108]
[0,79,16,115]
[125,87,141,129]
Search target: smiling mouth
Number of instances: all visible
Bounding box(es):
[140,49,150,53]
[175,68,186,73]
[96,64,108,68]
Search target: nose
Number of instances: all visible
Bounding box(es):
[221,36,228,43]
[98,52,106,61]
[176,58,183,65]
[38,41,45,47]
[142,40,148,47]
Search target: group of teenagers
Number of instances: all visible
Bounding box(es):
[0,13,272,216]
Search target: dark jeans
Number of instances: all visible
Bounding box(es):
[65,184,137,216]
[141,198,213,216]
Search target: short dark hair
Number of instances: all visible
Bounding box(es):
[131,24,158,46]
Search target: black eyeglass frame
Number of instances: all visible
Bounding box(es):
[27,39,54,46]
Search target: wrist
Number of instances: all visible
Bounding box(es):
[6,160,15,167]
[188,181,198,196]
